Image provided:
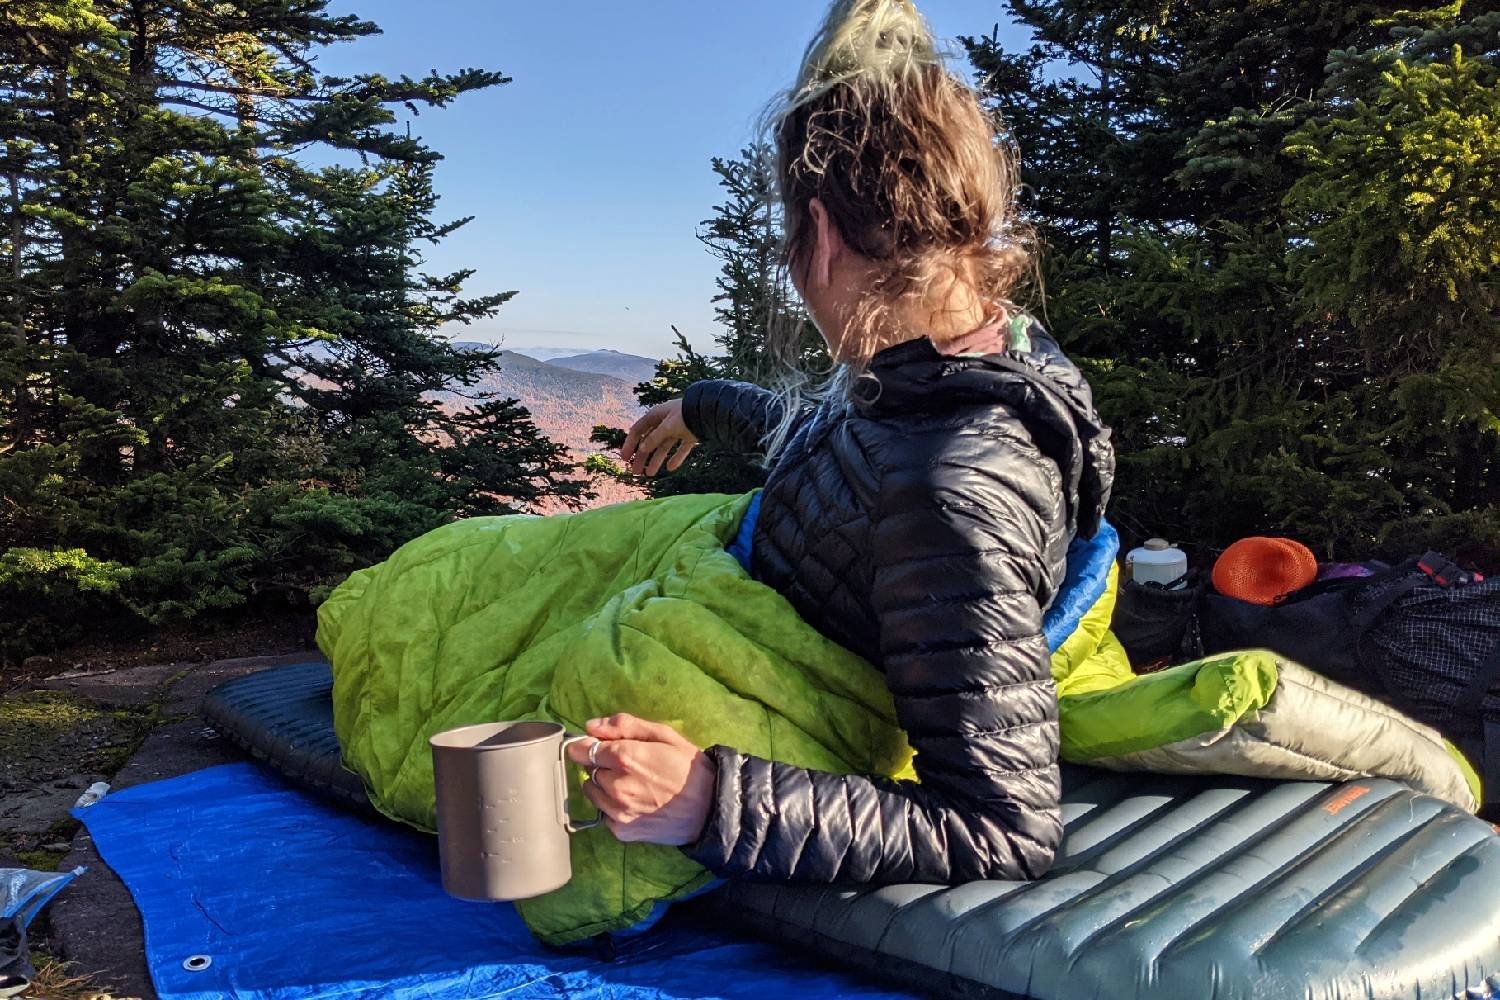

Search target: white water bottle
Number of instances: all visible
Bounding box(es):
[1126,538,1188,587]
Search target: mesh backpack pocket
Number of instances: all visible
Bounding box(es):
[1202,552,1500,815]
[1352,556,1500,808]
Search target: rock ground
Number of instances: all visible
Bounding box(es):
[1,653,323,999]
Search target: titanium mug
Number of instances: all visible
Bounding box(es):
[429,721,600,901]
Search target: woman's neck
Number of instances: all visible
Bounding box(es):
[865,292,1003,356]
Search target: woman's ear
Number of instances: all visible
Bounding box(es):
[807,198,843,290]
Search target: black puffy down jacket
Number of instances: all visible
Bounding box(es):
[679,330,1114,885]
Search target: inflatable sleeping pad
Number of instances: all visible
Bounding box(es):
[201,662,1500,1000]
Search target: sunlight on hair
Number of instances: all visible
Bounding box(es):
[792,0,943,100]
[757,0,1036,459]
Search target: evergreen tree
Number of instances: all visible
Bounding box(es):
[698,145,809,385]
[593,145,826,499]
[0,0,583,657]
[966,1,1499,568]
[609,326,769,498]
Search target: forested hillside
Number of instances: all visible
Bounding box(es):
[429,348,648,510]
[435,348,645,452]
[0,1,586,659]
[965,0,1498,566]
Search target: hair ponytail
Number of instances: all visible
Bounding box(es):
[792,0,938,96]
[758,0,1034,458]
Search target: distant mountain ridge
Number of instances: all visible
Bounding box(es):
[298,339,651,509]
[301,341,651,452]
[508,346,591,362]
[431,350,644,454]
[437,349,649,511]
[454,343,657,389]
[546,350,658,386]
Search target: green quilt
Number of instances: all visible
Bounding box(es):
[317,492,915,946]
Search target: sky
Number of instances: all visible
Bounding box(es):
[316,2,1032,360]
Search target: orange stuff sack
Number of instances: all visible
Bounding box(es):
[1213,537,1319,606]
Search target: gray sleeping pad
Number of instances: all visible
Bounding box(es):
[202,663,1500,1000]
[719,766,1500,1000]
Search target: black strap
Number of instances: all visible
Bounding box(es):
[1482,717,1500,810]
[1416,551,1477,587]
[1458,637,1500,717]
[1348,573,1426,633]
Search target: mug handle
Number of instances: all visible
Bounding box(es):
[559,733,603,834]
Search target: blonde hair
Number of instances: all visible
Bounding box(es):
[761,0,1033,456]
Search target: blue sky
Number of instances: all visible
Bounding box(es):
[318,2,1031,360]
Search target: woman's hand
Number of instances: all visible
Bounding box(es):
[622,400,698,476]
[565,713,716,846]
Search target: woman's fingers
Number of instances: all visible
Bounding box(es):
[666,439,696,472]
[585,757,662,842]
[565,737,600,768]
[644,437,685,477]
[586,713,695,750]
[581,771,625,816]
[565,735,641,775]
[574,752,663,839]
[585,738,631,772]
[623,401,695,476]
[631,421,680,476]
[643,441,668,478]
[569,717,714,845]
[581,757,647,841]
[591,766,629,805]
[566,736,646,777]
[621,410,662,466]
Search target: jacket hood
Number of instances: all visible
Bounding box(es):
[852,332,1115,539]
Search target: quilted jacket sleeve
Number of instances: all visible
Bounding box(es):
[684,436,1064,884]
[681,379,805,455]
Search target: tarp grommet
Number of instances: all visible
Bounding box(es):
[182,955,212,972]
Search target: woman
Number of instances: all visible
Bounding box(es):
[567,0,1113,884]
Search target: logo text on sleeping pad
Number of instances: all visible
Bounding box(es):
[1324,785,1371,816]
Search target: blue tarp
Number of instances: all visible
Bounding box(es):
[1,867,78,927]
[77,763,918,1000]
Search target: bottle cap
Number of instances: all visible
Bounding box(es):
[1144,538,1171,551]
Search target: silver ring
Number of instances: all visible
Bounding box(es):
[588,739,601,767]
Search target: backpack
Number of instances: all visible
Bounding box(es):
[1196,552,1500,816]
[1109,574,1204,669]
